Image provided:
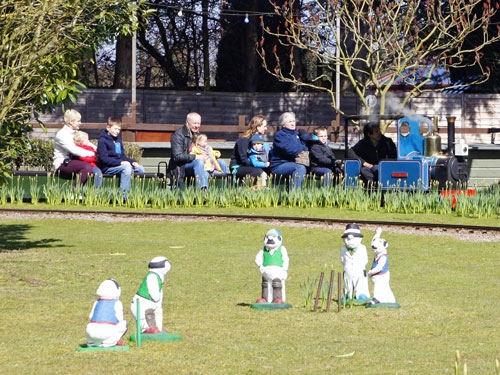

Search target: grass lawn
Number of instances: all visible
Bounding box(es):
[0,216,499,374]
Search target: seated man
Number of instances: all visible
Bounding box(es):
[168,112,208,189]
[97,117,145,197]
[347,123,396,184]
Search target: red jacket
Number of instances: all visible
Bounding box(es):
[75,144,97,167]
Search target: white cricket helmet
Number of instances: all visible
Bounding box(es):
[264,228,283,251]
[148,256,171,276]
[96,279,121,299]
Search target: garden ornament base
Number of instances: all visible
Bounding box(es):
[77,344,130,351]
[365,302,401,309]
[250,302,292,310]
[130,331,182,342]
[341,297,371,306]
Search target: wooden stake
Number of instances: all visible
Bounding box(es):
[313,272,324,312]
[326,270,335,312]
[337,272,342,312]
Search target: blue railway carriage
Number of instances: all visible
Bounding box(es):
[344,115,468,190]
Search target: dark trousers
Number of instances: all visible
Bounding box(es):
[234,166,264,184]
[360,165,379,184]
[57,160,93,186]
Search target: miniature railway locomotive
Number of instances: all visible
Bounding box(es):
[344,115,469,190]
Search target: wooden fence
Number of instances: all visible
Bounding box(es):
[30,89,500,144]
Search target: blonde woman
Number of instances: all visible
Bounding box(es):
[229,115,269,182]
[53,109,102,187]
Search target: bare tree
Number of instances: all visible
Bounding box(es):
[137,0,221,89]
[258,0,500,131]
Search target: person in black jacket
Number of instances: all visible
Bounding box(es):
[229,115,268,184]
[309,127,337,186]
[347,123,397,183]
[97,117,144,196]
[168,112,207,188]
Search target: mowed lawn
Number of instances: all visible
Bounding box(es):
[0,217,499,375]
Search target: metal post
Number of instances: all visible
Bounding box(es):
[335,14,341,129]
[131,28,137,123]
[447,117,456,156]
[344,118,349,159]
[136,298,141,347]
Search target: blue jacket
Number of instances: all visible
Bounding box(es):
[97,130,135,170]
[248,143,270,168]
[270,127,308,169]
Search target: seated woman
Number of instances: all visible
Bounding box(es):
[269,112,309,189]
[53,109,102,187]
[230,115,268,184]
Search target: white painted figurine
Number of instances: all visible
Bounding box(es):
[131,256,171,333]
[255,229,289,303]
[367,228,396,304]
[86,279,128,347]
[340,224,371,300]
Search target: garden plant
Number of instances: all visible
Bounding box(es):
[1,174,499,219]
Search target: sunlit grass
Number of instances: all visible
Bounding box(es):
[0,217,499,374]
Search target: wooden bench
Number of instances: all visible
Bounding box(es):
[30,115,340,142]
[13,170,161,179]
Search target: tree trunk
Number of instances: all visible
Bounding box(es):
[244,0,258,92]
[113,34,132,89]
[202,0,210,91]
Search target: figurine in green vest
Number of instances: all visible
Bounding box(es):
[130,256,171,334]
[255,229,289,303]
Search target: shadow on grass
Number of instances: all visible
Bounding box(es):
[237,303,252,307]
[0,224,62,252]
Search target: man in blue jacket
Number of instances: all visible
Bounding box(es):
[270,112,309,189]
[97,117,145,197]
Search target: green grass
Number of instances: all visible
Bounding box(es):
[1,217,500,374]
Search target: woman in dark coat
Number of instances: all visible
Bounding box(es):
[230,115,269,183]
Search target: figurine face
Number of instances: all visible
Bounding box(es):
[344,234,362,250]
[371,238,388,256]
[96,279,121,299]
[264,229,283,251]
[149,256,171,276]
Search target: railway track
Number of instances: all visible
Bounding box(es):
[1,208,499,241]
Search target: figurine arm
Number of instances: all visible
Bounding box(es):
[146,273,161,303]
[114,300,124,321]
[255,249,264,272]
[371,227,382,244]
[340,246,346,265]
[281,246,289,272]
[368,255,387,276]
[88,301,97,320]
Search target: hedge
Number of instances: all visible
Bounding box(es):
[12,139,143,171]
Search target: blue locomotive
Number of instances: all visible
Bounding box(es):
[344,115,468,190]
